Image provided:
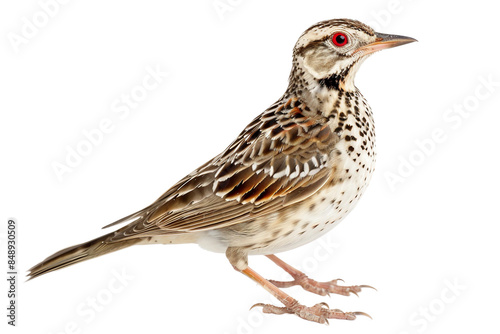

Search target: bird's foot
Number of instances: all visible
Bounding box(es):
[242,265,371,324]
[252,301,371,324]
[269,274,375,296]
[265,255,375,296]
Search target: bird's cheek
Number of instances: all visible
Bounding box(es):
[303,50,339,79]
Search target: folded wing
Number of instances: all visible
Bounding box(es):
[106,98,340,242]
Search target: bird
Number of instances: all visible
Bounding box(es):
[29,19,416,324]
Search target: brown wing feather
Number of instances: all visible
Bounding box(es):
[107,98,340,242]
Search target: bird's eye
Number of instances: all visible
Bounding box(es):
[332,32,348,47]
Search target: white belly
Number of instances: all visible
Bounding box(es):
[196,147,375,255]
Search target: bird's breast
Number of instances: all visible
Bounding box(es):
[196,91,377,256]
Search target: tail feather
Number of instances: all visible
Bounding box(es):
[28,233,141,280]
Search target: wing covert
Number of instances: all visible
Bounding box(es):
[107,98,340,241]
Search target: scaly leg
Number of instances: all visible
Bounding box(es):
[266,254,375,297]
[242,266,369,324]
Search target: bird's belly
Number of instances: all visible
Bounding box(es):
[250,167,373,254]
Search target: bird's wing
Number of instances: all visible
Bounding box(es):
[106,98,340,242]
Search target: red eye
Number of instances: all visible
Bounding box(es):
[332,32,348,47]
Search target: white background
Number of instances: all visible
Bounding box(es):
[1,0,499,333]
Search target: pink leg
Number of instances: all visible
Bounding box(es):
[242,266,370,324]
[266,254,375,297]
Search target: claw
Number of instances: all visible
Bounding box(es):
[352,311,372,320]
[348,289,359,297]
[250,303,265,310]
[360,284,377,291]
[317,302,330,308]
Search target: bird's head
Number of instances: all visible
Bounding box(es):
[290,19,416,94]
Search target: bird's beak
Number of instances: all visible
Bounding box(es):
[354,33,417,56]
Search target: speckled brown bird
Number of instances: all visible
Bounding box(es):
[29,19,415,324]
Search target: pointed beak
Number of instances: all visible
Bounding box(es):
[354,33,417,56]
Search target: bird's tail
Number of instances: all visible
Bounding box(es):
[28,233,141,280]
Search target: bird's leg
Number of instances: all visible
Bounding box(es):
[266,254,374,297]
[226,247,367,324]
[241,266,369,324]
